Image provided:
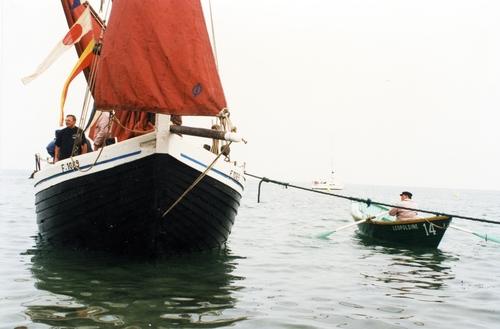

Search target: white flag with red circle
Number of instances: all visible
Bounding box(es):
[22,7,92,85]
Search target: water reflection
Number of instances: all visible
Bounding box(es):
[356,235,458,302]
[25,248,247,328]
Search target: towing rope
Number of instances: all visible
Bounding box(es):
[245,172,500,225]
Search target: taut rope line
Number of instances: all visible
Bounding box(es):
[162,142,233,218]
[208,0,219,70]
[245,172,500,225]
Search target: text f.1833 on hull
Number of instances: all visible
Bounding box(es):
[35,152,243,256]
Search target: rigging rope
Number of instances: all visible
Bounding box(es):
[244,172,500,225]
[75,112,114,173]
[161,142,233,218]
[68,1,113,171]
[111,115,155,135]
[213,108,235,158]
[208,0,219,70]
[70,37,103,167]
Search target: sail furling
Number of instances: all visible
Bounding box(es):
[94,0,227,116]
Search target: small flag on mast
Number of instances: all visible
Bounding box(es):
[59,39,96,125]
[22,7,92,85]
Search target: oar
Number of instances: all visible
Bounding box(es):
[316,211,389,239]
[449,224,500,244]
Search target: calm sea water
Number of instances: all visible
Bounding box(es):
[1,169,500,329]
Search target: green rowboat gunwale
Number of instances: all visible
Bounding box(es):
[351,202,452,248]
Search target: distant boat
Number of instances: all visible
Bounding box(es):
[311,171,344,191]
[351,202,452,248]
[30,1,246,255]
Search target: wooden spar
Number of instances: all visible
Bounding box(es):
[169,125,243,142]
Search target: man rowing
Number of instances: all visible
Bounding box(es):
[389,191,418,220]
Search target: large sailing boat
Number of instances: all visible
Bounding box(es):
[32,1,246,255]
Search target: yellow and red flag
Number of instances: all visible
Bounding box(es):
[59,39,96,125]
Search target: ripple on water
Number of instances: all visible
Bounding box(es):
[2,175,500,328]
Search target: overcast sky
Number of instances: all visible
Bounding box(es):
[1,0,499,190]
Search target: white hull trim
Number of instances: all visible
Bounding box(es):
[34,129,245,194]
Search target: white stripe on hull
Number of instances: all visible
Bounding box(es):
[34,130,245,194]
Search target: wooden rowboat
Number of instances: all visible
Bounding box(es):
[351,202,452,248]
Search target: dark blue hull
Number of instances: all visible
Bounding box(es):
[35,153,242,255]
[357,217,452,248]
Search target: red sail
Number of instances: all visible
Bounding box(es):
[94,0,227,116]
[60,1,104,83]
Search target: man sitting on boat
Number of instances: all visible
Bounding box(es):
[389,191,418,220]
[54,114,88,162]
